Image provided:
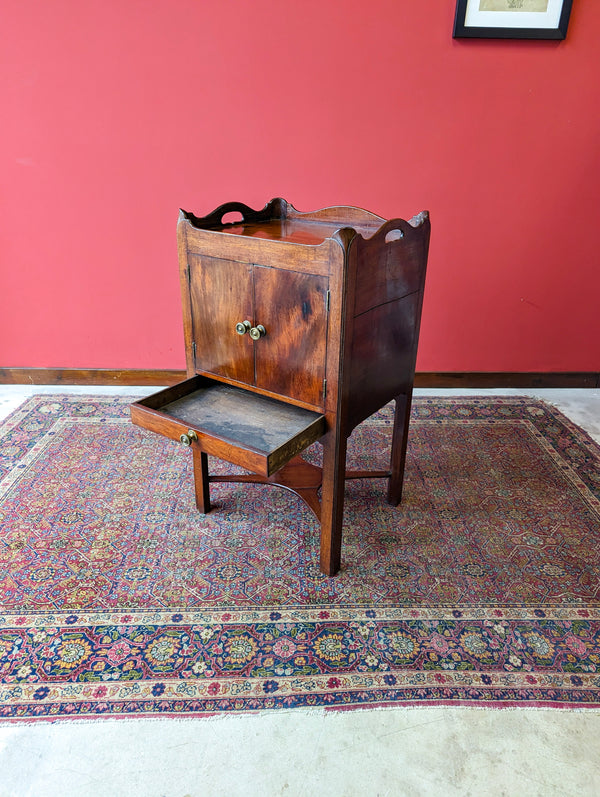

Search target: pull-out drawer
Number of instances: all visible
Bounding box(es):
[130,376,326,477]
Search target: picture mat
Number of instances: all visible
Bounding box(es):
[465,0,563,28]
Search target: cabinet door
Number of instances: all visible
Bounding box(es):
[189,255,255,385]
[253,266,329,407]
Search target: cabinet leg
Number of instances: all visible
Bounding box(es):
[192,448,211,513]
[319,431,347,576]
[387,390,413,506]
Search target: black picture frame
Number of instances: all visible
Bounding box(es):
[453,0,573,40]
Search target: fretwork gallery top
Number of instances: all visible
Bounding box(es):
[131,198,430,576]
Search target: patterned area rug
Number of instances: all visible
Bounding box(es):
[0,395,599,720]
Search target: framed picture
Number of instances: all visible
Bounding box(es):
[453,0,573,40]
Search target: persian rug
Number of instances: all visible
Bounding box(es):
[0,394,599,721]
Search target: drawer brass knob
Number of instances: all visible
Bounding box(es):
[179,429,198,447]
[249,324,266,340]
[235,320,251,335]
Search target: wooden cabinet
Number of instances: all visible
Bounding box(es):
[188,255,329,406]
[131,198,430,576]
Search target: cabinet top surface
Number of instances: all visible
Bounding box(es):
[204,218,382,246]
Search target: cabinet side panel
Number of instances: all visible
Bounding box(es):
[347,294,419,428]
[253,266,329,408]
[189,254,255,385]
[347,217,430,429]
[353,230,425,317]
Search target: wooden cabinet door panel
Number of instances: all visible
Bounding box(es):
[253,266,329,407]
[189,254,254,385]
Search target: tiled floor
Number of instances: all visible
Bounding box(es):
[0,386,599,796]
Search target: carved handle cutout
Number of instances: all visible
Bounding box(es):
[221,211,244,225]
[385,229,404,243]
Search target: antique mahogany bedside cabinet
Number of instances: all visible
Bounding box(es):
[130,199,430,576]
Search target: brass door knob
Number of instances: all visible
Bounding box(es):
[249,324,266,340]
[179,429,198,446]
[235,320,251,335]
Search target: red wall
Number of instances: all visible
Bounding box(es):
[1,0,599,372]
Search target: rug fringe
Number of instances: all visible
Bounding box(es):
[2,702,599,729]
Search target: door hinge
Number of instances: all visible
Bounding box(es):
[325,290,330,312]
[192,341,197,362]
[323,378,327,400]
